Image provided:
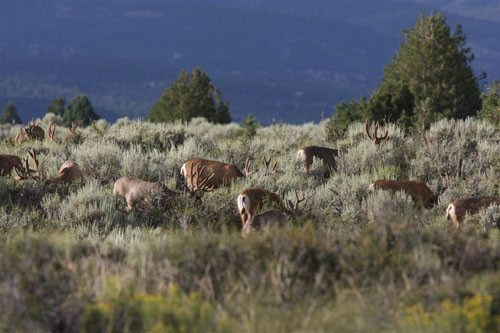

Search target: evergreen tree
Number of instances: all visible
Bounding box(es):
[242,114,258,138]
[367,12,482,131]
[147,68,231,124]
[0,102,22,124]
[46,98,65,117]
[479,80,500,126]
[63,94,101,127]
[327,98,366,142]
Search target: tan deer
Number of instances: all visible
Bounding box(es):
[115,164,214,211]
[45,161,84,184]
[237,188,285,225]
[0,154,23,176]
[15,120,45,144]
[297,146,338,178]
[181,158,254,190]
[241,190,311,238]
[446,197,500,228]
[365,121,389,144]
[369,179,436,208]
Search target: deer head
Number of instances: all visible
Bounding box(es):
[365,121,389,145]
[15,149,43,181]
[69,122,78,135]
[286,190,312,215]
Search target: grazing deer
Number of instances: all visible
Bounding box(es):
[365,121,389,145]
[115,164,214,211]
[369,179,436,208]
[446,197,500,228]
[296,146,338,178]
[0,154,23,176]
[237,188,285,225]
[16,120,45,144]
[241,190,311,238]
[181,158,254,190]
[45,161,84,184]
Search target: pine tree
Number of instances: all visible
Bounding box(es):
[63,94,101,127]
[147,68,231,124]
[46,98,65,117]
[367,12,482,131]
[479,80,500,126]
[0,102,22,124]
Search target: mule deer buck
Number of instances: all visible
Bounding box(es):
[115,164,214,211]
[15,120,45,144]
[446,197,500,228]
[0,154,23,176]
[241,190,311,238]
[365,121,389,145]
[237,188,285,225]
[296,146,339,178]
[14,149,84,184]
[181,158,254,190]
[369,179,436,208]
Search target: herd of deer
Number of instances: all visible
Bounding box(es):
[1,120,499,233]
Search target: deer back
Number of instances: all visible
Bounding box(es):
[46,161,84,184]
[241,209,287,238]
[182,158,244,189]
[446,197,500,227]
[0,154,23,176]
[298,146,338,178]
[371,179,435,207]
[114,177,177,210]
[237,188,285,225]
[25,125,45,141]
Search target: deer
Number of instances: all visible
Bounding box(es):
[446,197,500,228]
[115,164,214,211]
[241,190,311,238]
[296,146,338,178]
[369,179,436,208]
[14,149,84,184]
[365,121,389,145]
[15,120,45,144]
[237,188,285,225]
[0,154,23,176]
[180,158,254,190]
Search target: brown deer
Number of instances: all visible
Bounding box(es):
[115,164,214,211]
[365,121,389,144]
[16,120,45,144]
[369,179,436,208]
[241,190,311,238]
[237,188,285,225]
[45,161,84,184]
[0,154,23,176]
[296,146,339,178]
[181,158,254,190]
[446,197,500,228]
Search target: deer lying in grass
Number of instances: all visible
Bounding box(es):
[446,197,500,228]
[14,149,84,184]
[0,154,23,176]
[15,120,45,144]
[181,158,254,190]
[115,164,214,211]
[241,190,311,238]
[369,179,436,208]
[365,121,389,145]
[297,146,338,178]
[237,188,285,225]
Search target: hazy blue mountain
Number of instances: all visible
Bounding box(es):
[1,0,499,124]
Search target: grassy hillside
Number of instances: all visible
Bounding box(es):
[0,117,500,331]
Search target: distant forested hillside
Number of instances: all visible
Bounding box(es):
[1,0,499,123]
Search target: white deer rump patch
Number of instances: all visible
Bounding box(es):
[296,149,306,161]
[237,194,249,214]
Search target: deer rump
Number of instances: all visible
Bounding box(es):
[446,197,500,227]
[46,161,84,184]
[370,179,435,207]
[0,155,23,176]
[181,158,244,189]
[237,188,285,224]
[113,177,177,211]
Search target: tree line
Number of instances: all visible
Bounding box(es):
[2,12,499,130]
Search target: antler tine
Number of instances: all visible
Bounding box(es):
[28,149,42,180]
[271,161,278,174]
[365,121,373,141]
[48,123,56,140]
[245,158,255,177]
[373,122,379,137]
[194,165,215,192]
